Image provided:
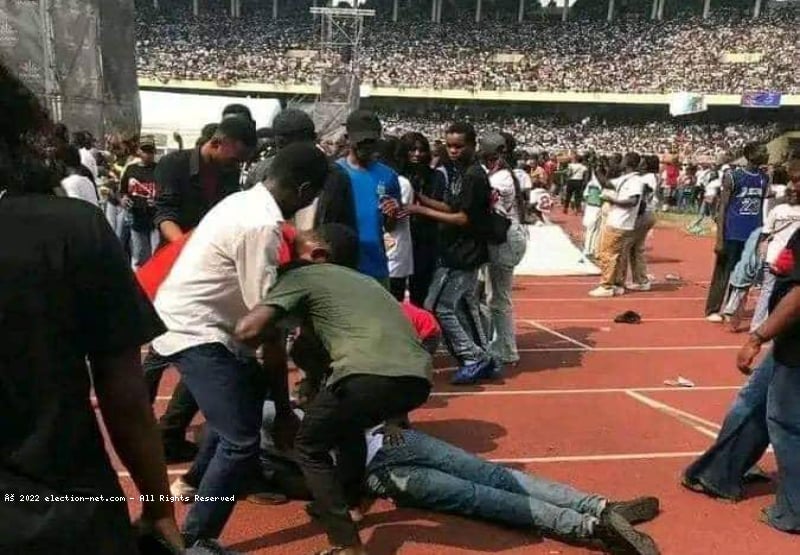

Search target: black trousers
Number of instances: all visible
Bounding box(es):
[409,247,438,307]
[705,239,746,316]
[294,374,431,547]
[142,347,199,444]
[563,180,585,214]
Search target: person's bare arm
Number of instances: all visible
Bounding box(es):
[407,203,468,226]
[738,287,800,373]
[236,306,299,448]
[415,192,453,213]
[158,221,185,243]
[91,348,182,549]
[235,305,279,348]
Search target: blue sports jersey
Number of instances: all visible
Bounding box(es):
[724,168,768,242]
[336,159,401,279]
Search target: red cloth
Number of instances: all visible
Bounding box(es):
[136,233,193,302]
[401,301,440,340]
[772,246,795,276]
[279,223,297,265]
[136,223,297,302]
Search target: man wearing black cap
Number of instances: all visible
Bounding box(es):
[336,110,401,285]
[244,109,356,233]
[244,109,317,190]
[120,135,159,269]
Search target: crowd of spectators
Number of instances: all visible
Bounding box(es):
[135,2,800,94]
[377,111,781,158]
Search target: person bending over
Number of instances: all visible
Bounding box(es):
[236,227,433,555]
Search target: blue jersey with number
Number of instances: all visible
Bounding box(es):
[724,168,768,242]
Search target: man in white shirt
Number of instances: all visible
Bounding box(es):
[590,153,644,298]
[150,143,329,550]
[59,145,99,206]
[751,173,800,331]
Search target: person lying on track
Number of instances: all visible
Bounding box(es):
[235,225,434,555]
[252,402,662,555]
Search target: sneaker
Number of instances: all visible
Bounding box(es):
[614,286,626,296]
[607,497,660,525]
[170,477,197,501]
[706,313,724,323]
[589,286,615,298]
[451,359,494,385]
[627,282,652,292]
[594,509,660,555]
[187,539,240,554]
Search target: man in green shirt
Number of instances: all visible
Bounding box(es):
[236,225,432,555]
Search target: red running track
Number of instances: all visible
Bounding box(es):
[107,215,795,555]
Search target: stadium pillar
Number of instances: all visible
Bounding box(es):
[152,0,159,9]
[431,0,436,22]
[607,0,615,21]
[518,0,524,23]
[436,0,443,22]
[753,0,762,18]
[657,0,665,20]
[475,0,482,23]
[392,0,399,21]
[230,0,235,17]
[192,0,199,16]
[650,0,657,19]
[272,0,278,19]
[562,0,568,22]
[703,0,711,19]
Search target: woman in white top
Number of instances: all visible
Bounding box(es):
[624,155,660,291]
[59,145,99,207]
[378,138,414,301]
[481,133,528,365]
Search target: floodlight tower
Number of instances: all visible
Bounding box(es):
[309,4,375,141]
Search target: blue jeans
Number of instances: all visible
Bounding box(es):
[425,267,488,366]
[683,350,800,532]
[172,343,266,542]
[366,430,605,538]
[750,269,776,332]
[486,223,528,363]
[130,228,159,269]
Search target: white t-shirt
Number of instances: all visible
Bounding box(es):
[567,162,588,182]
[639,172,659,214]
[529,188,552,213]
[704,178,721,199]
[79,148,99,180]
[764,203,800,264]
[513,168,533,196]
[386,175,414,278]
[61,174,99,206]
[489,168,520,222]
[606,173,644,231]
[152,185,283,357]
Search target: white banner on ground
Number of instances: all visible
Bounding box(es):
[514,224,601,276]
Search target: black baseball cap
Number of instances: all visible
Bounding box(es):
[479,132,507,156]
[272,109,315,138]
[346,110,382,144]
